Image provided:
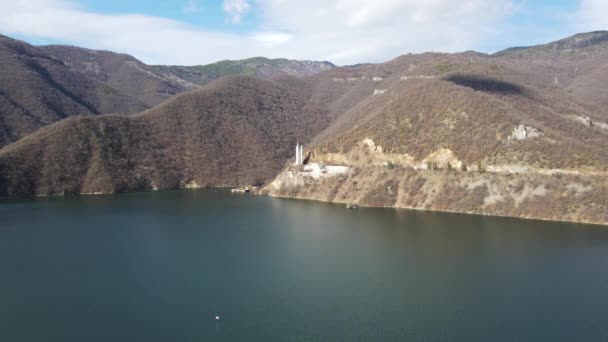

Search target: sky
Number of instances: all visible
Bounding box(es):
[0,0,606,66]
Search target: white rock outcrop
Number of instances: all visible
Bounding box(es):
[419,148,463,170]
[301,163,350,179]
[571,115,608,130]
[373,89,387,95]
[596,121,608,130]
[183,181,201,189]
[361,138,383,153]
[400,75,435,81]
[267,163,351,192]
[508,125,543,141]
[573,115,592,126]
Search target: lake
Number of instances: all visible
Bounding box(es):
[1,189,607,341]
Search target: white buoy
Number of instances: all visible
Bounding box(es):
[215,315,220,321]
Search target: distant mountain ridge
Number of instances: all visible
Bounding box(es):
[40,45,335,93]
[187,57,335,79]
[493,31,608,57]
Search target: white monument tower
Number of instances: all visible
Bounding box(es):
[294,143,304,165]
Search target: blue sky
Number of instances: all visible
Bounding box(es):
[78,0,256,32]
[489,0,582,49]
[0,0,605,65]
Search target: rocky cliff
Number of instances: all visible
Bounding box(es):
[265,143,608,225]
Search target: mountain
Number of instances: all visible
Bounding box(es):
[157,57,335,85]
[2,31,608,225]
[493,31,608,57]
[38,45,198,108]
[0,76,330,196]
[40,46,334,104]
[198,57,335,78]
[0,35,147,147]
[0,36,334,147]
[264,34,608,225]
[491,31,608,116]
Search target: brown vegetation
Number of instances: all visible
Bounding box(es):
[2,31,608,225]
[0,76,330,196]
[0,35,334,147]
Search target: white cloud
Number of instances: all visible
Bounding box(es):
[223,0,251,24]
[0,0,516,65]
[182,0,202,14]
[576,0,608,31]
[252,32,292,47]
[254,0,515,63]
[0,0,251,65]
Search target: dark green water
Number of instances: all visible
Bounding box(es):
[1,190,608,341]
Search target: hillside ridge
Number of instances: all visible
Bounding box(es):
[2,31,608,225]
[493,30,608,56]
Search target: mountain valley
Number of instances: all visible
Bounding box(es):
[2,31,608,224]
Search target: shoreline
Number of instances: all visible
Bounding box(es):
[267,193,608,228]
[3,186,607,227]
[1,185,236,200]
